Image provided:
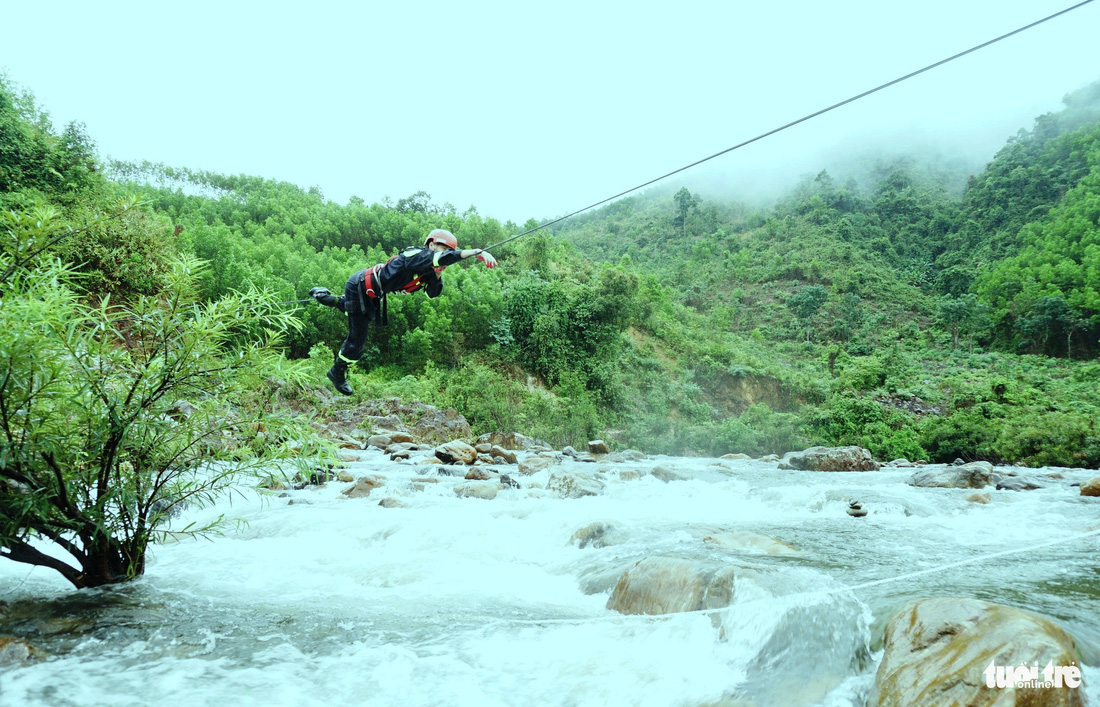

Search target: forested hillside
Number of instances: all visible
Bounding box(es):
[3,73,1099,468]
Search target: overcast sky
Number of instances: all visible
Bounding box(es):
[3,1,1098,224]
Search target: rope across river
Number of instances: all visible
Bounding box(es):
[483,526,1100,629]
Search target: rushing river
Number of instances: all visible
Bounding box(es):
[1,452,1098,706]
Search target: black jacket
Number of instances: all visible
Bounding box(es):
[374,245,464,298]
[343,246,465,316]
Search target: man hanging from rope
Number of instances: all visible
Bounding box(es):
[309,229,497,395]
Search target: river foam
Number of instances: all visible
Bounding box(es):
[2,453,1098,705]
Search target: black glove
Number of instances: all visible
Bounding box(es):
[309,287,331,301]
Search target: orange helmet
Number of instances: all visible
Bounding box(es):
[424,229,458,249]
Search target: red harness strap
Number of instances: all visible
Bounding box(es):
[363,264,384,299]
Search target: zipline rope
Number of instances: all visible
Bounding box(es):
[481,0,1096,253]
[485,526,1100,628]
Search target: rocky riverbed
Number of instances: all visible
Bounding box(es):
[1,405,1098,706]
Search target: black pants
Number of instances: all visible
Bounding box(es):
[337,271,376,364]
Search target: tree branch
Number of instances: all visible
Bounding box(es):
[25,521,86,563]
[42,452,80,521]
[0,539,84,587]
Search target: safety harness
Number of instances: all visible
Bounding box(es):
[358,247,447,325]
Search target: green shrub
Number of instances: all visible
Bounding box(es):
[996,410,1100,468]
[805,394,926,461]
[837,356,887,391]
[919,407,1005,463]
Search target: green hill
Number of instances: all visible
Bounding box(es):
[3,72,1099,467]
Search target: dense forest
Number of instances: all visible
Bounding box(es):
[3,72,1099,471]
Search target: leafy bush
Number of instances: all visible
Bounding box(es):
[805,394,926,461]
[995,410,1100,468]
[0,206,325,587]
[919,408,1004,463]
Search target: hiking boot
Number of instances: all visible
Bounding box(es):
[327,364,353,396]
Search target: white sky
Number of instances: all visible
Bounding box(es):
[3,1,1098,224]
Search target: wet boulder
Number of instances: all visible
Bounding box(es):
[341,475,385,499]
[453,482,500,500]
[650,465,686,483]
[547,470,605,499]
[871,597,1085,707]
[606,557,736,615]
[517,455,558,475]
[366,434,391,449]
[909,462,993,489]
[562,446,597,463]
[490,445,517,464]
[435,441,477,465]
[779,446,880,471]
[732,569,873,707]
[1080,477,1100,497]
[570,521,622,549]
[846,500,868,518]
[996,476,1045,491]
[386,441,417,455]
[0,637,42,665]
[587,439,610,455]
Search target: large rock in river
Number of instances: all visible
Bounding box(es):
[453,482,499,500]
[606,557,736,615]
[909,461,993,489]
[341,475,385,499]
[0,636,42,665]
[434,440,477,465]
[587,439,610,454]
[517,455,558,475]
[780,446,880,471]
[1080,477,1100,497]
[870,596,1085,707]
[547,470,605,499]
